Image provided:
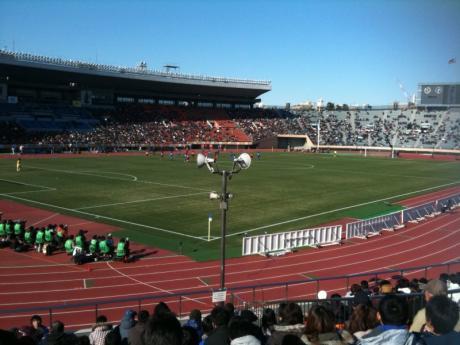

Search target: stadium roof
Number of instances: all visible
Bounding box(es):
[0,50,271,104]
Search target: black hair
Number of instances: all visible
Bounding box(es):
[201,315,214,335]
[378,295,408,326]
[153,302,171,319]
[228,317,254,340]
[224,302,235,316]
[144,312,182,345]
[189,309,201,322]
[105,331,121,345]
[426,295,459,334]
[96,315,108,323]
[182,326,199,345]
[138,310,150,323]
[51,321,64,334]
[279,303,304,325]
[262,308,277,331]
[30,315,42,323]
[210,306,230,327]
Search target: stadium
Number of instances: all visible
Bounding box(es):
[1,4,460,343]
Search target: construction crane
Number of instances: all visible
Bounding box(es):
[396,79,416,104]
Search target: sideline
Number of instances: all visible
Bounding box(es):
[219,181,460,240]
[0,193,206,241]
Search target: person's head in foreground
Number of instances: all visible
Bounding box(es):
[425,295,459,335]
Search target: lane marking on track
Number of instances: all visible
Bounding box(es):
[0,256,189,271]
[220,181,460,240]
[28,166,210,192]
[0,212,454,279]
[105,261,206,305]
[31,213,60,226]
[4,250,87,273]
[1,237,458,309]
[1,217,458,298]
[0,194,206,241]
[75,191,207,210]
[197,277,209,287]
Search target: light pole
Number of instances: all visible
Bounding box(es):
[197,152,251,291]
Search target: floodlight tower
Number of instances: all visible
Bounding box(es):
[197,152,252,291]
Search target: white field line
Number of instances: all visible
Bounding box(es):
[0,212,453,278]
[0,224,458,309]
[0,194,206,241]
[0,178,56,192]
[3,189,56,195]
[2,216,458,296]
[76,191,207,210]
[255,160,456,181]
[79,170,138,181]
[218,180,460,240]
[106,261,206,305]
[28,166,209,192]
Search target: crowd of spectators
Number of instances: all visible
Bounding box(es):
[0,217,131,264]
[1,276,459,345]
[2,103,460,150]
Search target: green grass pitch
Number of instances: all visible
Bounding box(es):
[0,153,458,260]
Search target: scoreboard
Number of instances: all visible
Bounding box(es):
[419,83,460,105]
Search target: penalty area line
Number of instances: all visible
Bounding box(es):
[76,191,207,210]
[28,166,209,192]
[0,193,206,241]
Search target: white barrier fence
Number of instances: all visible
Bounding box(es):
[346,212,402,239]
[242,225,342,256]
[346,193,460,239]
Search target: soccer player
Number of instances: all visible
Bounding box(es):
[16,158,22,172]
[256,151,261,160]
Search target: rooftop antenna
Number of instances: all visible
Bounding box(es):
[137,61,148,70]
[163,64,180,73]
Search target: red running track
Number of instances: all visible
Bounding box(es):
[0,187,459,330]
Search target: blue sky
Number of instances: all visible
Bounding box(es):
[1,0,459,105]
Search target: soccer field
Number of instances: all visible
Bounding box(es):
[0,152,459,260]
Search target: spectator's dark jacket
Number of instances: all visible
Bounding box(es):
[205,326,230,345]
[266,324,304,345]
[127,322,147,345]
[418,331,460,345]
[44,332,78,345]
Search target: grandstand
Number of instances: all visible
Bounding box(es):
[1,51,460,345]
[1,50,460,156]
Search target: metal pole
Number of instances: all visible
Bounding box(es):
[220,171,228,291]
[316,121,320,152]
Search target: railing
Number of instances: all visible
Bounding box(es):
[242,225,342,256]
[0,261,458,330]
[0,50,271,86]
[249,288,460,327]
[346,193,460,239]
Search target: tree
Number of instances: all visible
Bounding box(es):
[326,102,335,111]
